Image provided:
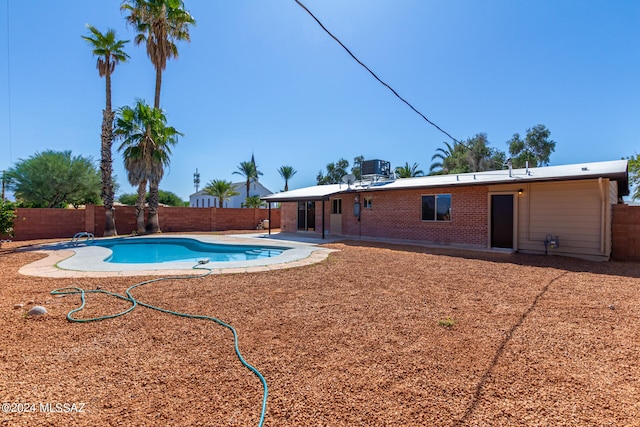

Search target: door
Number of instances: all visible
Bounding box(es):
[298,201,316,231]
[330,199,342,235]
[491,194,514,248]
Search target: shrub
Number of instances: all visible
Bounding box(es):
[0,199,17,242]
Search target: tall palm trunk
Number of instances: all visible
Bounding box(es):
[146,68,162,233]
[135,180,147,234]
[101,68,117,236]
[146,180,161,233]
[149,64,162,234]
[101,108,117,236]
[154,68,162,109]
[84,26,128,236]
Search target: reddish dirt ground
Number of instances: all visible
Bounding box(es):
[1,238,639,426]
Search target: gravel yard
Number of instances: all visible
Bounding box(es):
[1,238,639,426]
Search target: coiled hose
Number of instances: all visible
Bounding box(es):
[51,264,268,427]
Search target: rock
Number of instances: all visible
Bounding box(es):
[14,303,23,309]
[26,306,47,316]
[26,300,35,305]
[609,304,615,310]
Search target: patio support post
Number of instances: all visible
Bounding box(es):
[268,203,271,235]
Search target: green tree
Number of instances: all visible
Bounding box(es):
[395,162,424,178]
[234,159,263,199]
[429,141,457,174]
[82,25,129,236]
[464,133,505,172]
[430,135,505,175]
[203,179,239,208]
[628,154,640,201]
[118,193,138,206]
[122,0,196,109]
[352,155,364,180]
[507,124,556,168]
[243,195,265,208]
[5,151,101,208]
[115,100,182,233]
[118,189,185,206]
[157,189,185,206]
[277,165,297,192]
[0,199,16,242]
[317,158,349,185]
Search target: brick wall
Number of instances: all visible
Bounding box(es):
[612,204,640,261]
[10,206,280,241]
[93,205,139,236]
[280,203,298,233]
[11,208,87,241]
[280,186,488,246]
[341,186,488,245]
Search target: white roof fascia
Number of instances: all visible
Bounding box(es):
[383,159,628,191]
[261,184,347,202]
[261,159,629,201]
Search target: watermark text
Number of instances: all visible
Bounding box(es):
[2,402,86,414]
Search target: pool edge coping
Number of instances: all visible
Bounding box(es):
[17,234,339,278]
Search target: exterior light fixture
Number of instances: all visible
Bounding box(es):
[518,189,524,195]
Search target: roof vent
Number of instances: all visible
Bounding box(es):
[581,167,588,171]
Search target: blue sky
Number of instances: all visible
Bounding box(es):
[1,0,638,201]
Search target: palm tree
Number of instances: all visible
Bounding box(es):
[82,25,129,236]
[122,0,195,109]
[243,195,265,208]
[115,100,182,233]
[203,179,239,208]
[395,162,424,178]
[277,165,297,192]
[430,141,458,175]
[234,160,263,199]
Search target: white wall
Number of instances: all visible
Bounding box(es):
[491,179,613,260]
[189,181,272,208]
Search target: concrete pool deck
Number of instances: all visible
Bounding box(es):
[17,233,339,278]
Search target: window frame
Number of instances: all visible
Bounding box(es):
[331,198,342,214]
[363,196,373,209]
[421,194,452,222]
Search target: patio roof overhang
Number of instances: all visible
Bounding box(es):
[260,183,350,203]
[260,184,356,240]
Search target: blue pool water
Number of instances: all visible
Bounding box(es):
[92,237,287,264]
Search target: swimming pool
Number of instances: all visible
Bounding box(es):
[92,237,287,263]
[22,234,335,276]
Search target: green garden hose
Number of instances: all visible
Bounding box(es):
[51,265,268,427]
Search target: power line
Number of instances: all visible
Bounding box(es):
[293,0,460,145]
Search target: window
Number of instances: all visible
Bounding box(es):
[363,197,372,209]
[332,199,342,214]
[422,194,451,221]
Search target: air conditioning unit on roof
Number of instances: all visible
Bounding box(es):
[362,159,391,178]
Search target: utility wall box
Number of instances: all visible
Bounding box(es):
[362,160,391,177]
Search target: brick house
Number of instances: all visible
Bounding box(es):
[262,160,629,261]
